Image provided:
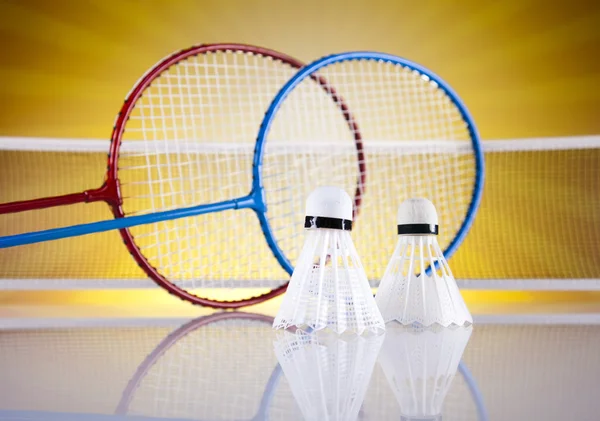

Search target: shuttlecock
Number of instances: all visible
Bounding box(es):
[375,198,472,327]
[273,329,385,421]
[273,186,385,334]
[378,323,473,420]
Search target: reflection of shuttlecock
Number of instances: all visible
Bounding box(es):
[378,323,473,420]
[274,329,385,421]
[273,186,385,334]
[375,198,472,327]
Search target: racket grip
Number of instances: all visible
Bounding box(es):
[0,184,114,215]
[0,195,256,248]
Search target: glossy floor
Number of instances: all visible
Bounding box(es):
[1,305,600,421]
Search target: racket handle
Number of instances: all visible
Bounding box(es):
[0,184,114,215]
[0,195,256,248]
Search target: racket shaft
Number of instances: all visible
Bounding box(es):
[0,194,256,248]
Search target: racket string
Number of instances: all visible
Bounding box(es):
[262,59,476,281]
[115,50,301,294]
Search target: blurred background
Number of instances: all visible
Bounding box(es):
[1,0,599,139]
[0,0,599,313]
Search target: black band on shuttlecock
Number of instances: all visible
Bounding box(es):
[397,223,438,235]
[305,216,352,231]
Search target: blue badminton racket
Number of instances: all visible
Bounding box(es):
[256,52,483,283]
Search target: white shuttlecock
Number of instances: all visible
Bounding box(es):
[273,186,385,334]
[375,198,472,327]
[378,323,473,420]
[273,329,385,421]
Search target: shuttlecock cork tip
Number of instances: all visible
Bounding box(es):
[397,198,439,235]
[304,186,353,230]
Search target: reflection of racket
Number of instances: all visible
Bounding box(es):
[457,361,489,421]
[116,311,292,421]
[257,51,484,281]
[0,44,361,308]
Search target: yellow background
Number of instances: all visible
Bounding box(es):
[1,0,599,139]
[0,0,599,309]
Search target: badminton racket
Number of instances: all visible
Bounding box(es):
[0,44,363,308]
[256,51,484,282]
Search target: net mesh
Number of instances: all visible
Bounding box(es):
[0,137,598,287]
[454,145,600,280]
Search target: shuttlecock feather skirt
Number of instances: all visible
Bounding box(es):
[375,235,472,327]
[273,229,385,334]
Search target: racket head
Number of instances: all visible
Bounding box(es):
[105,44,308,308]
[256,51,484,279]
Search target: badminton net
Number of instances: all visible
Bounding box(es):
[0,135,598,290]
